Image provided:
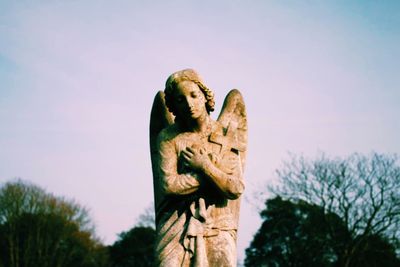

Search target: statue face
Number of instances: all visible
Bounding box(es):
[173,81,207,120]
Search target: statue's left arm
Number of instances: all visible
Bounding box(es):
[182,147,244,199]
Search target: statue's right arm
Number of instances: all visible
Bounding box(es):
[157,136,201,195]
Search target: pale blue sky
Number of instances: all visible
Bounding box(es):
[1,0,399,262]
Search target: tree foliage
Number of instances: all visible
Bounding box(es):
[245,197,400,267]
[107,206,156,267]
[0,179,108,267]
[246,153,400,267]
[108,226,155,267]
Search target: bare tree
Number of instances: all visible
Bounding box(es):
[135,203,155,229]
[271,153,400,266]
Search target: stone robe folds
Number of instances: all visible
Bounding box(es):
[154,120,244,267]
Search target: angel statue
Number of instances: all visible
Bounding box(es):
[150,69,247,267]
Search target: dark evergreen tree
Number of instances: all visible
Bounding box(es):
[245,197,400,267]
[108,226,155,267]
[245,197,349,267]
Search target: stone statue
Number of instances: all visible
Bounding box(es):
[150,69,247,267]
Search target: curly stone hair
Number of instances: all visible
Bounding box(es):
[164,69,215,116]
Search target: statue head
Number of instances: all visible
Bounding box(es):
[164,69,215,118]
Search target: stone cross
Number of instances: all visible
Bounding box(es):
[209,121,246,155]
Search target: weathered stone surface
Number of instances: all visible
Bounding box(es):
[150,69,247,266]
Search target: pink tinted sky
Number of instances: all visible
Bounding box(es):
[1,0,399,262]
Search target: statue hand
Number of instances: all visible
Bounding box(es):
[181,146,208,171]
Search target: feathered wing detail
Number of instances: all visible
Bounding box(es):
[150,91,174,206]
[150,91,174,155]
[217,89,248,169]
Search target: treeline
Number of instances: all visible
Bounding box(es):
[245,153,400,267]
[0,180,155,267]
[1,152,399,267]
